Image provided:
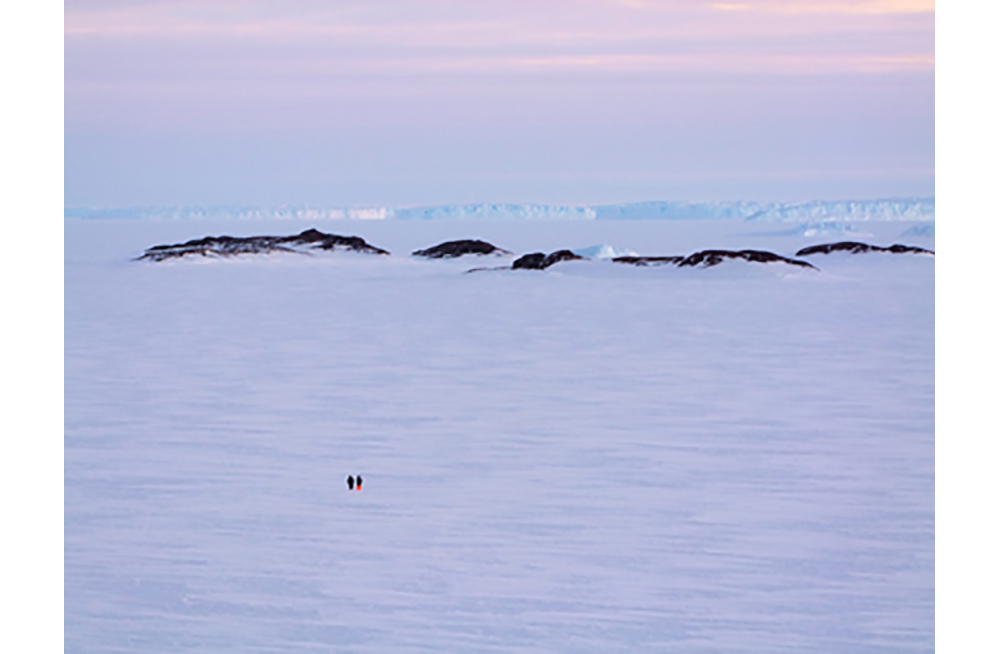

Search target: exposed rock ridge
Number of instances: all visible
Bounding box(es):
[512,250,585,270]
[612,256,684,267]
[613,249,816,270]
[137,228,389,261]
[795,241,935,257]
[679,249,816,269]
[412,239,512,258]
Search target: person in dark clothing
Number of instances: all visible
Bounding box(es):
[356,475,363,491]
[346,475,355,490]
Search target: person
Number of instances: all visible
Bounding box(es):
[356,475,363,491]
[346,475,354,490]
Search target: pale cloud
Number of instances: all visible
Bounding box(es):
[66,51,932,99]
[511,52,933,74]
[612,0,932,12]
[65,0,933,38]
[65,3,552,43]
[65,0,933,87]
[709,0,933,14]
[63,0,934,205]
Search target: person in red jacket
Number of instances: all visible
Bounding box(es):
[356,475,363,491]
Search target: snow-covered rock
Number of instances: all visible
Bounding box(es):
[611,255,685,267]
[511,250,585,270]
[795,241,935,257]
[412,240,512,258]
[136,228,390,261]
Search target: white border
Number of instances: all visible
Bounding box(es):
[0,1,63,651]
[936,1,999,651]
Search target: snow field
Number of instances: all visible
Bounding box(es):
[65,218,934,652]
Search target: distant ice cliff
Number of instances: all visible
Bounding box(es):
[592,198,933,221]
[66,198,933,222]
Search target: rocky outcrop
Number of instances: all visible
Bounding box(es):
[512,250,585,270]
[612,256,685,267]
[511,253,547,269]
[412,239,512,258]
[613,249,815,270]
[678,249,817,269]
[137,228,390,261]
[795,241,935,257]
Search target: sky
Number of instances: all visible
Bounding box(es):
[64,0,935,208]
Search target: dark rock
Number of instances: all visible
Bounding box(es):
[795,241,871,255]
[512,253,547,269]
[613,250,814,269]
[542,250,584,268]
[678,249,817,269]
[612,256,685,267]
[795,241,935,257]
[137,229,390,261]
[511,250,585,270]
[412,239,512,258]
[287,228,332,244]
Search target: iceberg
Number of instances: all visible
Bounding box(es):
[572,244,640,259]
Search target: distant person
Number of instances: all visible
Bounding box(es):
[346,475,354,490]
[356,475,363,491]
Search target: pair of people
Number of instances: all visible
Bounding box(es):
[346,475,363,491]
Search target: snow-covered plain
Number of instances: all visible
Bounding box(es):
[65,218,934,653]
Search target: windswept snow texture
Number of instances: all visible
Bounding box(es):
[66,218,934,653]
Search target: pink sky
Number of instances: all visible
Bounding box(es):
[64,0,934,207]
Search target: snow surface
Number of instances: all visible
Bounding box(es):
[65,218,934,653]
[760,221,875,238]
